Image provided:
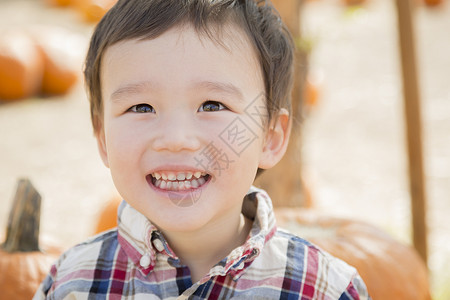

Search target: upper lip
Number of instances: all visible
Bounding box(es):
[148,165,210,179]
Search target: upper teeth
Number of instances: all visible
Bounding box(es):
[152,171,205,181]
[152,171,208,191]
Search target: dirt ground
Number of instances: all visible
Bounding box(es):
[0,0,449,298]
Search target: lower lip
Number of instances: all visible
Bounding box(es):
[146,175,211,207]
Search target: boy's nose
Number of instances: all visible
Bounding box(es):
[151,114,202,152]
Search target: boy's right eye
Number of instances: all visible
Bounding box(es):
[128,104,155,113]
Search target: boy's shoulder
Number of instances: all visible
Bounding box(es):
[272,228,353,271]
[33,229,123,299]
[60,229,120,264]
[248,227,369,299]
[58,229,122,271]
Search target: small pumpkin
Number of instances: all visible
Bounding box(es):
[76,0,117,23]
[304,80,319,108]
[423,0,443,7]
[303,74,322,115]
[0,30,43,101]
[30,26,86,96]
[342,0,367,6]
[0,179,62,300]
[275,208,431,300]
[94,196,122,234]
[45,0,73,7]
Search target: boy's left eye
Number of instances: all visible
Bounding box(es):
[198,101,226,112]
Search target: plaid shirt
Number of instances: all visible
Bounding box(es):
[34,187,370,299]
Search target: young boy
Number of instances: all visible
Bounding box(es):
[35,0,370,299]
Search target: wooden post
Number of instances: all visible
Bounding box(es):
[255,0,311,207]
[395,0,428,265]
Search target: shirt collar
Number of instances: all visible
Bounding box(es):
[117,186,277,279]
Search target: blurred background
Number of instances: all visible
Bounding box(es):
[0,0,448,298]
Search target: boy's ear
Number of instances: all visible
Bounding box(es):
[258,108,291,169]
[95,127,110,168]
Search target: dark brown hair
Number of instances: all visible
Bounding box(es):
[84,0,295,133]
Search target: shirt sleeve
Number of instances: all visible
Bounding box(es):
[339,273,371,300]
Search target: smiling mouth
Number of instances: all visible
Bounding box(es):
[147,171,211,192]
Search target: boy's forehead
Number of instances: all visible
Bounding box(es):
[101,24,264,97]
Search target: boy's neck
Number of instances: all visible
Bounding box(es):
[161,210,253,283]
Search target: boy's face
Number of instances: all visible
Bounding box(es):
[97,24,289,233]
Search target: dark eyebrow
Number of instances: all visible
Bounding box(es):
[194,80,244,102]
[110,81,153,103]
[109,80,244,102]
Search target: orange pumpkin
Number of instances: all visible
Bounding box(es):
[303,74,322,113]
[0,179,62,299]
[423,0,442,7]
[342,0,367,6]
[45,0,73,7]
[30,26,86,95]
[0,31,43,101]
[76,0,117,23]
[94,196,122,234]
[275,208,431,300]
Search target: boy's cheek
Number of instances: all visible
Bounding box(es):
[101,131,139,167]
[206,136,262,180]
[94,127,110,168]
[215,118,264,154]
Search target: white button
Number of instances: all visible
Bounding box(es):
[153,239,165,252]
[139,254,151,268]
